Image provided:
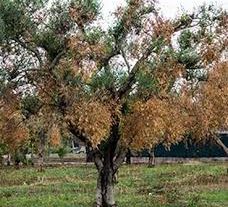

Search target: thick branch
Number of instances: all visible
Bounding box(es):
[94,150,104,172]
[118,43,157,99]
[113,148,127,172]
[68,121,92,147]
[117,13,202,99]
[13,38,43,67]
[98,47,120,71]
[173,15,194,32]
[120,47,131,73]
[108,117,121,158]
[214,136,228,156]
[49,50,66,71]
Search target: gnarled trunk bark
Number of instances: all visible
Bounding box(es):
[69,116,126,207]
[95,146,117,207]
[96,168,116,207]
[94,148,126,207]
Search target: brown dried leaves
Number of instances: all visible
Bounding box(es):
[0,99,29,150]
[66,100,112,148]
[122,97,188,150]
[190,61,228,140]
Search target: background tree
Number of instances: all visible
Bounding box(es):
[0,0,227,206]
[0,90,29,166]
[22,94,63,171]
[189,62,228,155]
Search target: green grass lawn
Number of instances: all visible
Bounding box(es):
[0,163,227,207]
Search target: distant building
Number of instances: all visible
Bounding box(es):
[154,131,228,157]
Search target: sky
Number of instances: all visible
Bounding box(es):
[102,0,228,19]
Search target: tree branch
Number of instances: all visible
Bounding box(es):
[117,43,157,99]
[214,136,228,156]
[13,38,43,67]
[120,47,131,73]
[112,2,156,42]
[117,12,202,99]
[113,148,127,172]
[49,50,66,71]
[68,121,92,147]
[173,14,201,33]
[94,150,104,172]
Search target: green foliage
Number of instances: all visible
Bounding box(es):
[85,27,104,44]
[89,67,128,93]
[177,48,200,69]
[48,1,74,33]
[32,1,72,59]
[198,4,219,27]
[177,30,200,71]
[21,95,41,119]
[0,17,6,41]
[178,30,193,50]
[0,143,7,157]
[111,20,125,41]
[55,146,69,159]
[179,14,193,26]
[90,69,116,90]
[0,0,27,39]
[34,30,65,60]
[14,150,26,165]
[71,0,101,18]
[0,0,45,41]
[136,70,158,96]
[0,69,7,94]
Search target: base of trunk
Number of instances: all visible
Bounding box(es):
[37,166,45,172]
[37,156,45,172]
[96,169,117,207]
[148,148,155,168]
[125,149,131,165]
[94,204,117,207]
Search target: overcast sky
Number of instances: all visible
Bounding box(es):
[102,0,228,19]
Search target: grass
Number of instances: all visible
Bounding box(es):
[0,163,227,207]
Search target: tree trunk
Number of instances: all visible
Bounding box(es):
[37,128,46,172]
[14,150,21,169]
[148,148,155,167]
[69,116,125,206]
[31,148,34,166]
[96,168,116,207]
[37,151,44,172]
[94,148,127,207]
[125,148,131,164]
[0,155,3,167]
[86,146,94,162]
[214,136,228,156]
[7,154,11,166]
[95,149,116,207]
